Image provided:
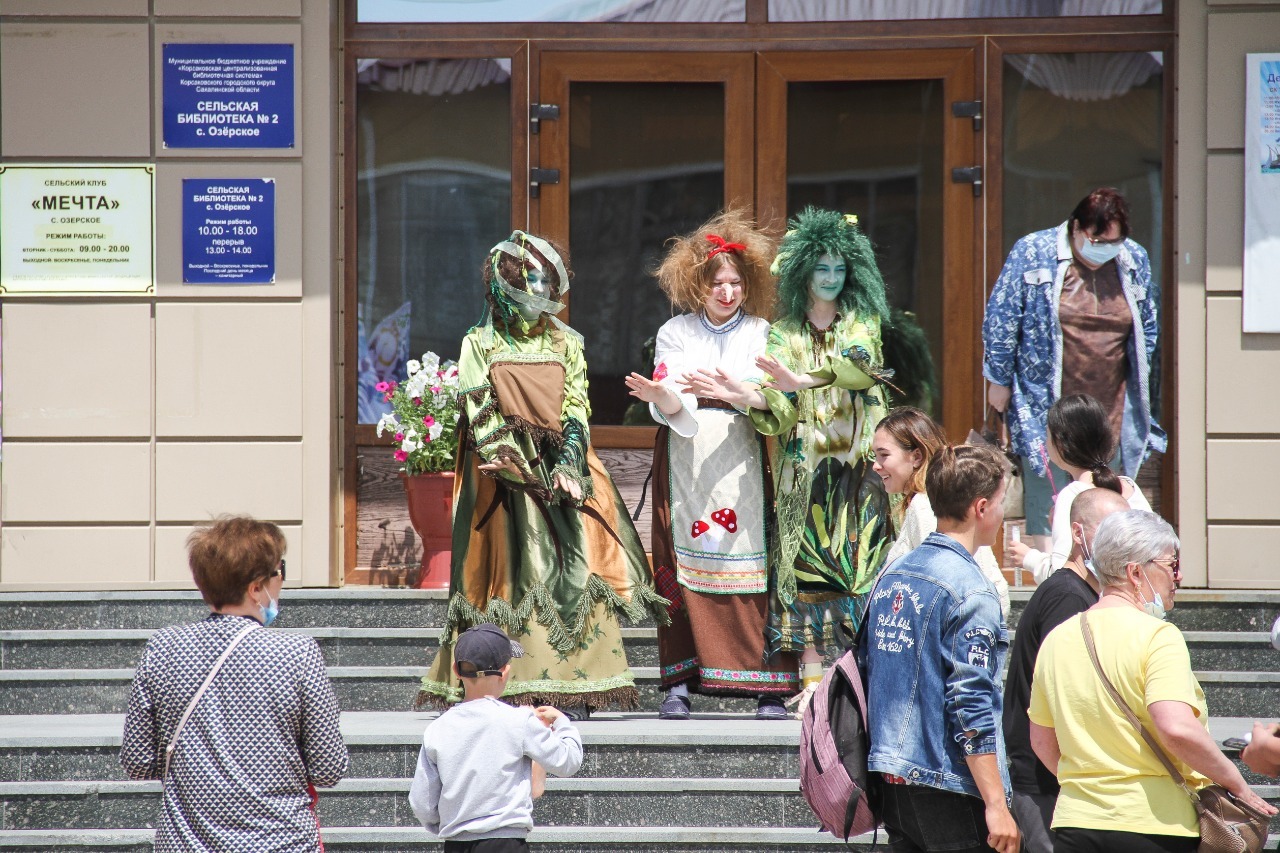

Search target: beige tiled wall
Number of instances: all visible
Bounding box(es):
[0,4,335,589]
[1187,0,1280,588]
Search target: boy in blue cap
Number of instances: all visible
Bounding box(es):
[409,623,584,852]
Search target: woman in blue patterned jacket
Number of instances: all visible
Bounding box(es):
[981,187,1165,544]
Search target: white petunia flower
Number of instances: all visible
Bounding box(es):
[400,437,416,452]
[376,413,399,436]
[428,422,444,441]
[406,359,422,376]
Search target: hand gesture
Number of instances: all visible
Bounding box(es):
[756,354,812,393]
[534,705,565,727]
[677,368,761,410]
[625,372,672,405]
[1007,539,1030,566]
[479,456,524,480]
[553,471,583,503]
[1242,722,1280,778]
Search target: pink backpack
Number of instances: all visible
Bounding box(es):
[799,649,878,841]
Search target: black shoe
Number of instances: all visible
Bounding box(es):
[658,693,691,720]
[755,696,789,720]
[561,705,591,722]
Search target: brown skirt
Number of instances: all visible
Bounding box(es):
[652,426,799,697]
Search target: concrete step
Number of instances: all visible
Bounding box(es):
[0,627,660,670]
[0,713,803,782]
[2,626,1269,673]
[0,826,870,852]
[0,776,811,831]
[4,662,1278,716]
[4,589,1279,633]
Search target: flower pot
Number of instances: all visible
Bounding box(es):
[400,471,455,590]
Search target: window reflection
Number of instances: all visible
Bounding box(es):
[769,0,1161,21]
[568,82,726,426]
[355,58,511,424]
[359,0,744,23]
[1002,50,1165,402]
[787,80,945,418]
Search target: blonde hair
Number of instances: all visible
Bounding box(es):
[655,208,775,319]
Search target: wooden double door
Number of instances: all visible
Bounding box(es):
[530,49,983,445]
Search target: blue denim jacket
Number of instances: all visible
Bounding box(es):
[981,222,1166,477]
[861,533,1010,798]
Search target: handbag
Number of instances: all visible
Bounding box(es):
[966,408,1024,519]
[1080,614,1270,853]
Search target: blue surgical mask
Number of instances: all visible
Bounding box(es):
[1077,239,1122,267]
[1074,524,1100,583]
[1137,570,1167,621]
[257,593,280,627]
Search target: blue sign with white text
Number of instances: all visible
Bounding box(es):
[163,43,295,148]
[183,179,275,284]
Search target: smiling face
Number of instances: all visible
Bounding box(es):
[872,427,923,495]
[703,258,745,324]
[808,252,847,306]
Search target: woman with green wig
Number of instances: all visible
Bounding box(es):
[416,230,667,718]
[754,208,894,704]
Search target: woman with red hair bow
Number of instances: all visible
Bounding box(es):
[626,209,798,720]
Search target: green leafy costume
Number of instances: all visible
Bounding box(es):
[751,209,894,656]
[417,232,667,711]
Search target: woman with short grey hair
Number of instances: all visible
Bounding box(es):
[1026,510,1272,852]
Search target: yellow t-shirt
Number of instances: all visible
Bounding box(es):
[1028,607,1209,836]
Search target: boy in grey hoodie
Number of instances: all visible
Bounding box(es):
[409,624,584,852]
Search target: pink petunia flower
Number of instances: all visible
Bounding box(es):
[375,381,391,393]
[423,415,435,427]
[394,432,405,442]
[393,449,408,462]
[412,397,423,407]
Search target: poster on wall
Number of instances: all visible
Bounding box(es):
[163,43,295,149]
[0,164,155,296]
[182,179,276,284]
[1244,53,1280,332]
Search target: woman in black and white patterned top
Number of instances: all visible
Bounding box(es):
[121,515,348,852]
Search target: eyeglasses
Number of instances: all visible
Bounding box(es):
[270,559,286,583]
[1149,556,1180,579]
[1083,232,1125,246]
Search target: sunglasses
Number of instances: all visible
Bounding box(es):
[270,559,287,583]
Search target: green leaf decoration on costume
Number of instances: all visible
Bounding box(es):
[573,668,589,681]
[539,669,551,680]
[811,504,830,549]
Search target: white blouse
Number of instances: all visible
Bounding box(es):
[648,310,770,438]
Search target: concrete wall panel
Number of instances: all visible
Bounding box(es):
[155,303,303,437]
[1206,297,1280,433]
[4,1,148,14]
[0,24,151,157]
[2,443,151,523]
[1,527,150,585]
[1205,152,1244,293]
[156,442,303,522]
[154,523,302,585]
[155,162,303,298]
[2,302,152,438]
[1206,10,1280,149]
[1207,525,1280,589]
[156,0,302,15]
[1206,439,1280,520]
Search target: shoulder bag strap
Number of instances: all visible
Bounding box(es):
[1079,613,1196,798]
[163,620,259,782]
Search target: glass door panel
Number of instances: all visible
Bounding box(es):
[538,53,755,440]
[568,82,726,425]
[786,78,946,418]
[757,50,980,440]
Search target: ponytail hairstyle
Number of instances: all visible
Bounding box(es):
[1046,394,1121,494]
[876,407,948,506]
[926,444,1010,523]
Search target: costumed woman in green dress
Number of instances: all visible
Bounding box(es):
[416,231,667,718]
[751,208,895,705]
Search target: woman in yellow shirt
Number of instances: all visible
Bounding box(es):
[1027,509,1273,852]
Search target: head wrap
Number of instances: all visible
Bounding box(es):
[483,230,582,343]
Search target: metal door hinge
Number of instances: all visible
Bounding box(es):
[530,167,560,198]
[530,103,560,134]
[951,166,983,197]
[952,100,983,131]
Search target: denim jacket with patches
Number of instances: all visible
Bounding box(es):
[981,222,1166,477]
[861,533,1010,798]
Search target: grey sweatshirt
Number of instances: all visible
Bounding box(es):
[408,696,584,840]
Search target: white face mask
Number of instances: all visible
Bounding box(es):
[1077,238,1122,267]
[1073,523,1100,583]
[1137,569,1167,621]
